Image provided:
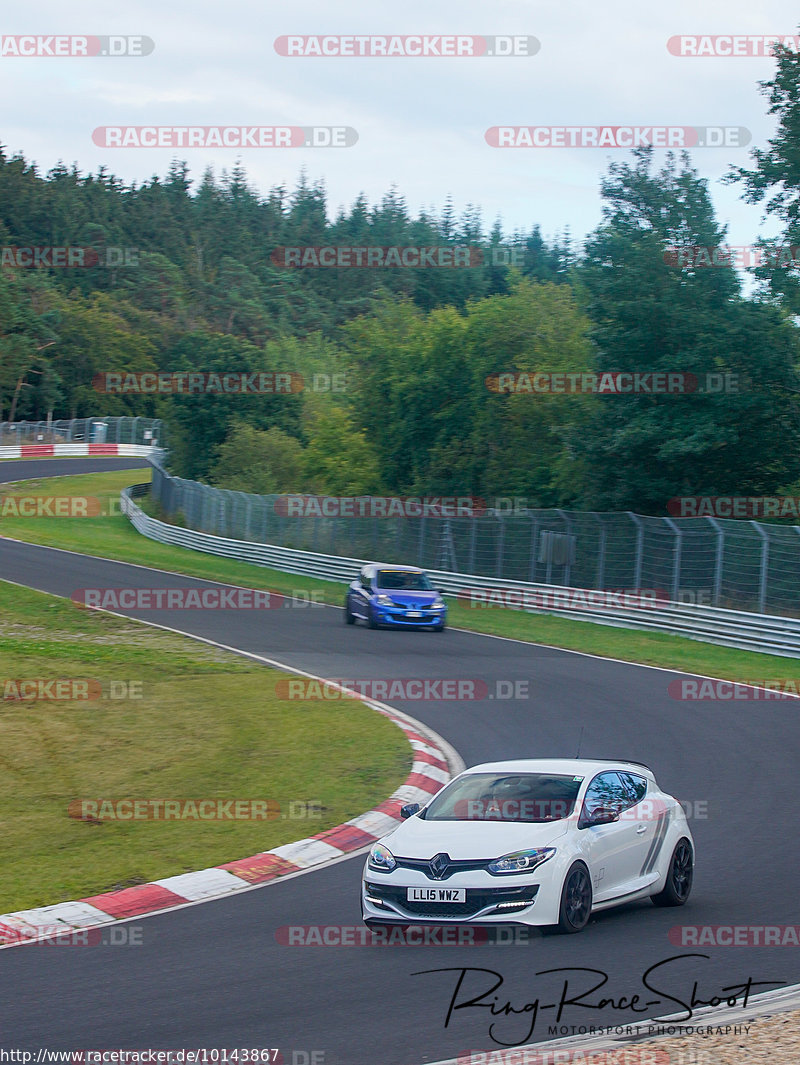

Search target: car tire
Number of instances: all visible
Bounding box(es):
[651,838,693,907]
[432,621,446,631]
[553,862,592,934]
[344,600,355,625]
[367,607,380,630]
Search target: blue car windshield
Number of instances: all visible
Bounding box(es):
[376,570,433,591]
[421,773,584,822]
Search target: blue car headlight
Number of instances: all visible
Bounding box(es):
[367,843,397,872]
[430,597,446,610]
[375,595,395,607]
[487,848,555,875]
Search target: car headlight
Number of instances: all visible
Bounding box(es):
[375,595,395,607]
[430,598,446,609]
[487,848,555,875]
[368,843,397,872]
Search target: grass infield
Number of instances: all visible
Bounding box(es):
[0,577,410,912]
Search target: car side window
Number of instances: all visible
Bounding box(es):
[582,772,630,819]
[618,772,647,805]
[359,568,371,591]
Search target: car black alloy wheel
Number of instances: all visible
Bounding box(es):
[652,838,693,907]
[556,862,592,933]
[344,599,355,624]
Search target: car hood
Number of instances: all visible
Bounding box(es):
[382,816,569,859]
[377,591,439,605]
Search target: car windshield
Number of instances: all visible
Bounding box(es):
[376,570,433,591]
[421,772,584,823]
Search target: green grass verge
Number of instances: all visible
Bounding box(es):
[1,466,798,685]
[0,578,410,912]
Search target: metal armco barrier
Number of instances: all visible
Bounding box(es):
[121,485,800,658]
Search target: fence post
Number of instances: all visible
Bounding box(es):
[528,516,539,582]
[556,509,573,586]
[627,512,644,589]
[664,517,682,603]
[706,517,724,607]
[751,521,769,614]
[469,515,478,573]
[495,513,506,579]
[591,513,606,590]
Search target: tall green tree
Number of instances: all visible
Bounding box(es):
[574,147,800,511]
[726,37,800,311]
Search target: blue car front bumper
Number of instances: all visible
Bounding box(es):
[373,607,446,627]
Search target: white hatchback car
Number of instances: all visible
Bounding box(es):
[361,758,694,933]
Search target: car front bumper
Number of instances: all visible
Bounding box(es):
[361,864,563,926]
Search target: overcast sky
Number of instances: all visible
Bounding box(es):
[2,0,799,253]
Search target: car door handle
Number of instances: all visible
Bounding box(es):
[636,824,648,834]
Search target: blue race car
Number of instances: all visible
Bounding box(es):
[345,564,447,631]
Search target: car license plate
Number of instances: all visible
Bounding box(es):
[407,887,465,903]
[406,611,423,617]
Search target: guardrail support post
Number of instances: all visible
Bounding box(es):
[628,512,644,590]
[664,517,682,603]
[706,517,724,607]
[751,521,769,614]
[528,517,539,583]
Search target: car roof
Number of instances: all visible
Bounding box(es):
[368,563,426,574]
[460,758,655,781]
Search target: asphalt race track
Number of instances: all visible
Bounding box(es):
[1,459,798,1064]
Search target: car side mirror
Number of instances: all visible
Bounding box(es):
[401,802,421,819]
[580,807,620,829]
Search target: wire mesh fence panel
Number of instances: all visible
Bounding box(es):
[715,520,765,613]
[1,417,165,446]
[133,452,800,618]
[762,525,800,616]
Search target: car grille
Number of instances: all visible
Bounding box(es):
[366,883,539,919]
[394,857,490,880]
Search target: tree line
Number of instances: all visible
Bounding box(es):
[1,45,800,514]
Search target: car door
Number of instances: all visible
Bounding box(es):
[579,771,653,901]
[350,568,372,619]
[617,770,665,886]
